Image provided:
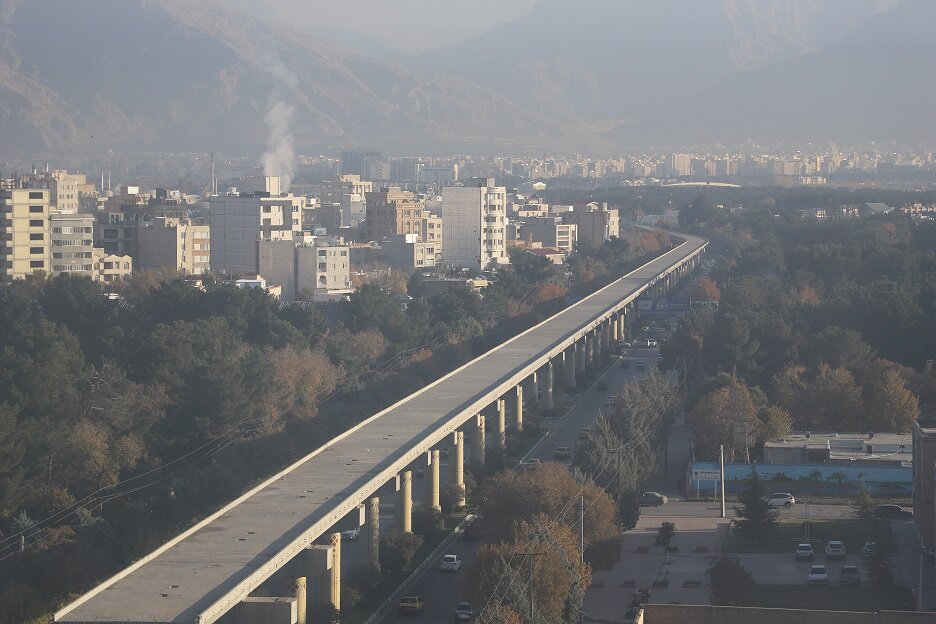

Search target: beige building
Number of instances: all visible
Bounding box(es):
[257,239,351,301]
[92,249,133,284]
[138,217,210,275]
[365,187,424,241]
[421,210,443,262]
[441,178,508,271]
[1,188,52,280]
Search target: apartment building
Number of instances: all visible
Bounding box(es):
[0,188,52,280]
[209,177,304,276]
[365,187,424,241]
[138,217,210,275]
[257,238,351,301]
[441,178,508,271]
[518,216,577,253]
[321,175,373,228]
[50,213,95,275]
[561,202,619,248]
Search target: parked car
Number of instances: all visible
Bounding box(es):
[874,504,913,520]
[398,595,425,616]
[340,527,360,541]
[453,602,474,621]
[795,543,816,561]
[462,515,484,541]
[808,564,829,584]
[553,446,571,461]
[597,380,609,391]
[862,542,876,556]
[605,395,616,406]
[638,492,667,506]
[840,565,862,585]
[765,492,795,508]
[439,554,463,572]
[619,341,632,349]
[825,540,846,560]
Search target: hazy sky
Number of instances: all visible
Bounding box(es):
[216,0,540,54]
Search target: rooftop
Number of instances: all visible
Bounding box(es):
[765,431,911,464]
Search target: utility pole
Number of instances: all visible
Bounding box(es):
[719,444,726,519]
[514,551,545,623]
[579,496,585,564]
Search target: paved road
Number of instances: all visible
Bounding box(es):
[379,349,655,623]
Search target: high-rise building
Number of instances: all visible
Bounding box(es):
[1,188,52,280]
[209,177,304,276]
[669,153,692,178]
[365,187,425,242]
[138,217,210,275]
[441,178,507,271]
[321,175,373,228]
[50,213,95,275]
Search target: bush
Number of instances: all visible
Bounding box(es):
[707,557,755,605]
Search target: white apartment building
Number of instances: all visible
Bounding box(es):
[138,217,210,275]
[209,177,304,276]
[441,178,508,271]
[321,175,373,228]
[50,213,95,275]
[257,238,351,301]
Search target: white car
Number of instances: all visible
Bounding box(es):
[454,601,474,621]
[825,540,846,560]
[440,554,462,572]
[766,492,795,508]
[795,543,815,561]
[808,564,829,584]
[340,527,360,541]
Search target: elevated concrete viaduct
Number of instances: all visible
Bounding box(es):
[55,232,706,624]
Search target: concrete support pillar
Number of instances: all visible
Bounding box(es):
[396,471,412,533]
[426,449,441,513]
[590,331,600,368]
[471,414,485,464]
[450,431,466,509]
[565,346,577,390]
[514,384,524,432]
[601,321,611,361]
[234,598,297,624]
[541,361,554,411]
[364,497,379,570]
[496,398,506,449]
[288,577,307,624]
[584,334,594,370]
[556,354,567,402]
[576,340,586,373]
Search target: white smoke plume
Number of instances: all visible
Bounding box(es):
[262,98,296,193]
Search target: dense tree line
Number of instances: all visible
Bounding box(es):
[662,203,936,460]
[0,233,668,622]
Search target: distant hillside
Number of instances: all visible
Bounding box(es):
[0,0,593,155]
[418,0,900,126]
[605,0,936,146]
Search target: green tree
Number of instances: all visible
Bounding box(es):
[734,470,778,538]
[707,557,755,605]
[852,488,877,521]
[380,532,424,574]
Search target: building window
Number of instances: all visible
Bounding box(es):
[29,219,43,227]
[29,205,44,213]
[30,247,44,254]
[28,192,43,200]
[29,260,44,268]
[30,233,43,241]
